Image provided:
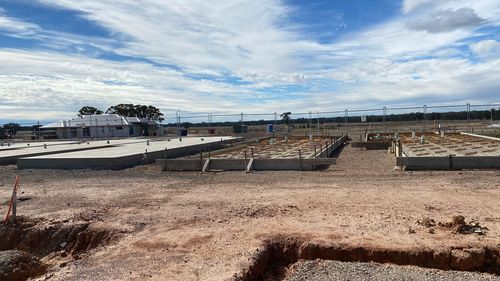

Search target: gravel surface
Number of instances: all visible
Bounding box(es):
[285,260,500,281]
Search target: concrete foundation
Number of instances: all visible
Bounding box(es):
[16,137,236,170]
[158,135,347,171]
[158,158,336,171]
[351,141,391,150]
[394,133,500,170]
[397,156,500,170]
[0,141,77,151]
[1,142,116,165]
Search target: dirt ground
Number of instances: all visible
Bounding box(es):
[0,145,499,280]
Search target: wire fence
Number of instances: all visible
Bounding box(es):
[167,102,500,137]
[1,102,500,139]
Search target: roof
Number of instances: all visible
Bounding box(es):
[42,114,156,128]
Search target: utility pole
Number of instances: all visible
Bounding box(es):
[344,109,348,133]
[466,103,471,132]
[423,104,428,131]
[383,107,387,132]
[176,111,180,136]
[316,111,320,132]
[308,111,312,136]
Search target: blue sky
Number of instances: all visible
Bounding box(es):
[0,0,499,122]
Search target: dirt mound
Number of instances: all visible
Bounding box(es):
[231,204,300,218]
[416,216,488,235]
[0,250,45,281]
[438,215,488,235]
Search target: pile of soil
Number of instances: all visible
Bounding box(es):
[439,215,488,235]
[417,216,488,235]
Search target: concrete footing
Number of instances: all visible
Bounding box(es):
[158,135,347,172]
[351,141,391,150]
[157,158,336,171]
[397,156,500,170]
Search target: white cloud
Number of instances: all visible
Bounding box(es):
[0,0,499,122]
[0,49,310,121]
[402,0,436,14]
[37,0,316,74]
[0,15,40,35]
[470,39,500,59]
[406,7,484,33]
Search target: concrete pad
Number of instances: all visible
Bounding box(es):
[0,141,119,165]
[0,140,78,151]
[17,137,236,170]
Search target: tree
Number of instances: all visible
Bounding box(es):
[3,123,20,138]
[280,112,291,125]
[106,104,164,122]
[106,104,135,117]
[142,105,164,122]
[78,106,103,117]
[281,112,292,134]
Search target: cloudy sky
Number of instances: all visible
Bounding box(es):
[0,0,499,123]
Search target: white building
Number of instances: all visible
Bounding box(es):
[41,114,160,139]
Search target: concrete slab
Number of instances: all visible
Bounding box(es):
[0,140,78,151]
[0,141,118,165]
[17,137,236,170]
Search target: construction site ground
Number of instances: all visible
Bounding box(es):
[0,145,499,280]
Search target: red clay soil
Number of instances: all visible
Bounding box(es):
[0,145,499,280]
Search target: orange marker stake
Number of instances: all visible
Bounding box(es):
[4,175,19,222]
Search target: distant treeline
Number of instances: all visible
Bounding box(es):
[164,109,499,128]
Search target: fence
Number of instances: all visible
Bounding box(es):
[2,102,500,140]
[167,102,500,137]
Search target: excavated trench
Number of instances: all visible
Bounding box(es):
[0,216,120,281]
[233,236,500,281]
